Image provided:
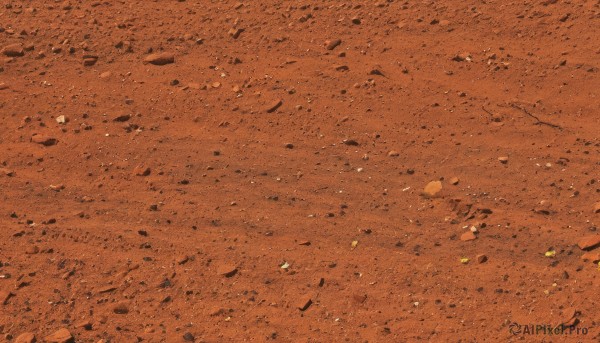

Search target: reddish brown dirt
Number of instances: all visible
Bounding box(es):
[1,1,600,342]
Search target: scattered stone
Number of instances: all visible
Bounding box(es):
[460,231,477,241]
[228,28,244,39]
[0,290,13,304]
[449,177,460,185]
[97,286,117,294]
[83,55,98,66]
[580,252,600,263]
[133,165,151,176]
[266,99,283,113]
[177,255,189,265]
[334,65,349,71]
[15,333,36,343]
[2,43,24,57]
[113,114,131,122]
[560,307,578,327]
[0,83,9,90]
[351,17,361,24]
[44,328,73,343]
[183,332,195,342]
[423,181,442,197]
[143,52,175,66]
[297,296,313,311]
[343,139,359,146]
[217,264,238,277]
[31,134,57,146]
[112,301,130,314]
[387,150,399,157]
[75,320,93,330]
[476,254,488,263]
[99,71,112,79]
[369,69,385,76]
[498,156,509,164]
[594,202,600,214]
[325,39,342,50]
[0,168,15,177]
[577,235,600,250]
[284,143,294,149]
[353,294,367,304]
[25,245,39,254]
[533,200,553,215]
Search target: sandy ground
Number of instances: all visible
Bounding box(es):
[1,1,600,342]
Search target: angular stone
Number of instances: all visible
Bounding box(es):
[460,231,477,241]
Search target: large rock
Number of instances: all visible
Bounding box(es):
[577,235,600,250]
[2,43,24,57]
[143,52,174,65]
[44,328,74,343]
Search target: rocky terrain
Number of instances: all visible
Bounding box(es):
[1,0,599,342]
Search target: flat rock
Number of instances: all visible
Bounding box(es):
[387,150,400,157]
[577,235,600,250]
[498,156,509,164]
[31,134,58,146]
[15,333,36,343]
[217,264,238,277]
[143,52,175,65]
[449,177,460,185]
[3,43,24,57]
[44,328,73,343]
[423,181,442,197]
